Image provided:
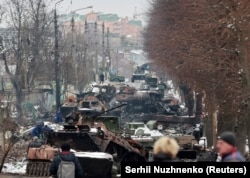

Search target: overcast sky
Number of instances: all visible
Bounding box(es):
[58,0,151,19]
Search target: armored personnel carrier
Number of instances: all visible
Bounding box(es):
[125,116,216,162]
[25,104,146,177]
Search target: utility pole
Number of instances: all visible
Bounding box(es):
[70,6,92,92]
[71,16,77,90]
[106,27,110,80]
[54,0,63,111]
[94,21,99,83]
[84,20,89,82]
[102,22,105,75]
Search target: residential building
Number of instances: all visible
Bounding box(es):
[60,11,143,45]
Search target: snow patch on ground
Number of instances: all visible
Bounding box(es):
[2,160,27,174]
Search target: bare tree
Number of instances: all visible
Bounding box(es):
[1,0,54,122]
[144,0,250,152]
[26,0,54,89]
[0,101,19,172]
[0,4,5,23]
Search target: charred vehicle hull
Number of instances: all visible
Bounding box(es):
[124,114,216,162]
[25,104,146,177]
[46,128,146,162]
[25,127,146,177]
[26,145,58,176]
[25,145,114,177]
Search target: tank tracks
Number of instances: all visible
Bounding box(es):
[25,161,51,177]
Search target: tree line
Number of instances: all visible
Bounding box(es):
[144,0,250,154]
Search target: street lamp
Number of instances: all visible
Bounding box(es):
[70,6,93,15]
[96,14,112,78]
[71,6,93,34]
[70,6,93,92]
[54,0,63,111]
[92,14,112,81]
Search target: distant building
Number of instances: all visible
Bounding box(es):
[60,11,143,41]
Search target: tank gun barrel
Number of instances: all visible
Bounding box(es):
[91,103,127,118]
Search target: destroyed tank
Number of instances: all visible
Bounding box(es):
[78,83,117,104]
[125,114,217,162]
[115,84,162,106]
[25,104,146,177]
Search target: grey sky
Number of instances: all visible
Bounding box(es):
[58,0,151,19]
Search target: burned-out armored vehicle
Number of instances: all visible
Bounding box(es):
[131,65,148,83]
[125,114,216,162]
[26,144,115,178]
[25,104,146,177]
